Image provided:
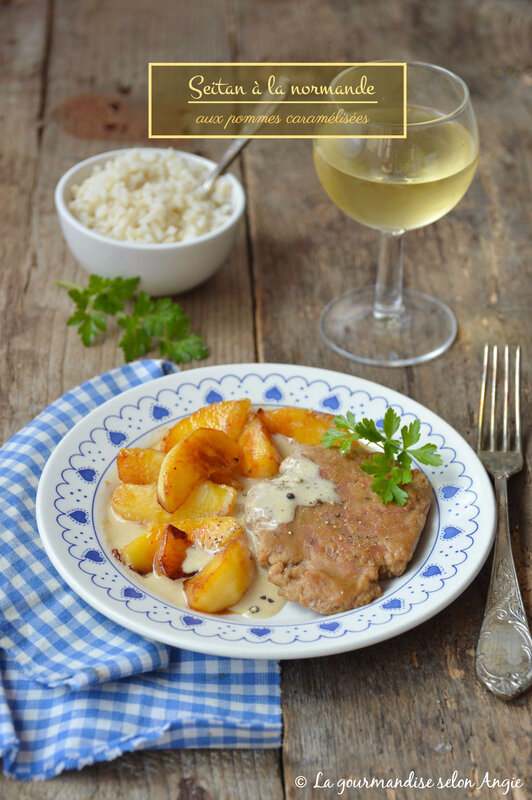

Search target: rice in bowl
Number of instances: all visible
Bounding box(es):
[68,149,234,244]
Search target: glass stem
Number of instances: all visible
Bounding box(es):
[373,231,404,319]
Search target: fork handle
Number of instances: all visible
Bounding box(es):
[475,476,532,700]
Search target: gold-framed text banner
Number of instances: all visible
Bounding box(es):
[149,63,407,139]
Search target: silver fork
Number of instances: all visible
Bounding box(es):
[475,344,532,700]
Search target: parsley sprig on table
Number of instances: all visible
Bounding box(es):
[321,408,442,506]
[117,292,208,363]
[57,275,208,364]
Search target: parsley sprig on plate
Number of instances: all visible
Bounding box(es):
[322,407,442,506]
[57,275,208,364]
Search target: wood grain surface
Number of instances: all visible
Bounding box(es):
[1,0,531,798]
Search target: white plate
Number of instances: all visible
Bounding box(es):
[36,363,496,660]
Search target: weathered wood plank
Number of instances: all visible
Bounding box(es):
[236,0,532,797]
[0,0,52,441]
[0,749,282,800]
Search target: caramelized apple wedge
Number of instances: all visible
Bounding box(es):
[257,407,334,446]
[117,448,165,484]
[157,428,241,513]
[113,524,164,574]
[184,536,256,613]
[210,471,244,491]
[113,516,241,575]
[238,413,280,478]
[178,517,244,551]
[153,525,190,579]
[111,480,236,525]
[162,399,251,452]
[178,481,236,518]
[112,483,175,526]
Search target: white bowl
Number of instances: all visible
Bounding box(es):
[55,148,246,296]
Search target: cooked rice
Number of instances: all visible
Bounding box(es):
[68,149,234,244]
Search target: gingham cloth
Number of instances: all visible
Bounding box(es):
[0,360,281,780]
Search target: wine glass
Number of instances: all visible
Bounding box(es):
[313,62,479,366]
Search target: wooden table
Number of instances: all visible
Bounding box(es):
[1,0,531,797]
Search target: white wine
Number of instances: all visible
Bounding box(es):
[313,107,478,232]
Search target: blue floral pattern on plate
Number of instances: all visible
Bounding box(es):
[37,364,496,659]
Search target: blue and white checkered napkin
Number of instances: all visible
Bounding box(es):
[0,360,281,780]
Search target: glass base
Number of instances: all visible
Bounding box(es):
[319,286,457,367]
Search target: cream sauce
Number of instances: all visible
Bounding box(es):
[243,452,339,531]
[230,565,285,618]
[103,435,336,619]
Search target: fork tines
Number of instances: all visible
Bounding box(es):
[477,344,521,453]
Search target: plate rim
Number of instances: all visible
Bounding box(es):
[36,362,496,659]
